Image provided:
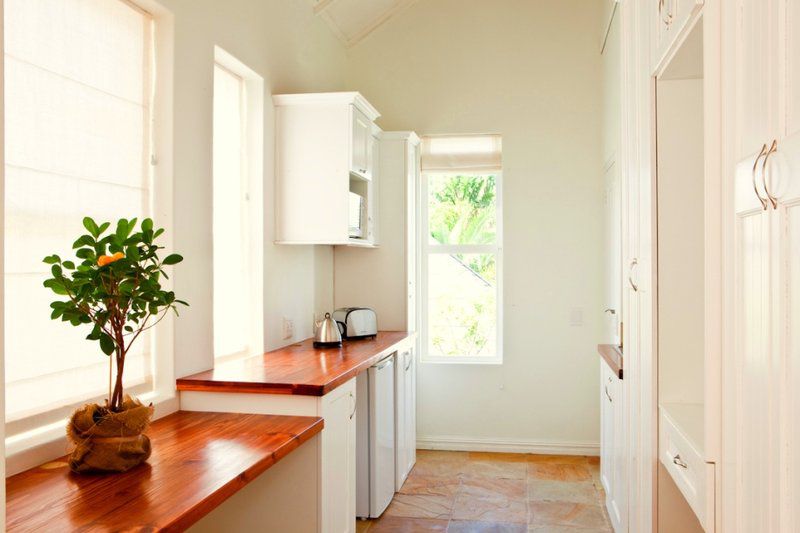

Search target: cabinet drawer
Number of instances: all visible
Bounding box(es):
[659,406,707,528]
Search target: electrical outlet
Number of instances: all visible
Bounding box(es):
[282,317,294,340]
[570,307,584,327]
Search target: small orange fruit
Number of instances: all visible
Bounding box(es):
[97,252,124,267]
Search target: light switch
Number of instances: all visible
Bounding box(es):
[282,317,294,340]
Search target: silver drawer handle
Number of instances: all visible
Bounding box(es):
[672,454,687,469]
[349,392,356,420]
[604,385,612,403]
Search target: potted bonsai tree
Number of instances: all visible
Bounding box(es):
[43,217,187,473]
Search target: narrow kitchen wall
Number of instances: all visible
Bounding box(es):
[346,0,604,451]
[156,0,347,378]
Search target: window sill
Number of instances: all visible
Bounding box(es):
[421,357,503,365]
[5,390,179,476]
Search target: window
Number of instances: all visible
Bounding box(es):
[212,49,263,362]
[420,135,503,363]
[4,0,155,428]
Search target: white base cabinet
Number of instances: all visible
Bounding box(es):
[599,359,625,532]
[394,344,416,491]
[181,379,357,533]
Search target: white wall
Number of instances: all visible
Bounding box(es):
[1,0,6,515]
[154,0,347,378]
[346,0,605,451]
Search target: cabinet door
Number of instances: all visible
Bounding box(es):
[728,155,778,533]
[394,350,408,491]
[351,108,371,180]
[773,132,800,531]
[321,379,357,533]
[600,363,614,496]
[780,0,800,142]
[404,348,417,477]
[735,0,779,162]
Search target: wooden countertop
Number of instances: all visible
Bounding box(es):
[6,411,323,533]
[177,331,415,396]
[598,344,624,379]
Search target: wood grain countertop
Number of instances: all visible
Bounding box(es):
[177,331,415,396]
[598,343,624,379]
[5,411,323,532]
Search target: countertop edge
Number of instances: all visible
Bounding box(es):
[597,343,624,379]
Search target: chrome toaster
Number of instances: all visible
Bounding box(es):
[332,307,377,340]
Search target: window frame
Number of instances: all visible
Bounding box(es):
[419,170,504,365]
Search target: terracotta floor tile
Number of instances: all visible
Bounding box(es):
[528,501,609,529]
[385,493,455,520]
[368,516,450,532]
[526,463,592,482]
[400,474,461,498]
[527,526,611,533]
[460,477,526,500]
[412,460,470,479]
[526,479,601,505]
[525,454,589,465]
[467,452,529,463]
[452,494,528,524]
[417,450,470,463]
[464,461,527,480]
[447,519,527,532]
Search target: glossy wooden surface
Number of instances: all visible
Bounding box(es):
[177,331,414,396]
[6,411,323,532]
[598,344,624,379]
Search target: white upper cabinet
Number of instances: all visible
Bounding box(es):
[273,92,381,246]
[351,108,373,180]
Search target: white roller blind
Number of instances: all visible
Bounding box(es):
[4,0,154,427]
[421,134,502,173]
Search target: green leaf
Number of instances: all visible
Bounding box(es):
[51,264,63,278]
[83,217,100,238]
[97,222,110,235]
[42,254,61,265]
[99,334,115,355]
[115,219,130,243]
[142,218,153,232]
[72,235,94,249]
[76,248,94,260]
[62,260,76,270]
[162,254,183,265]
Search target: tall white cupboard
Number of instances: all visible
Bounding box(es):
[724,0,800,531]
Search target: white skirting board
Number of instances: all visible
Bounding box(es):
[417,436,599,456]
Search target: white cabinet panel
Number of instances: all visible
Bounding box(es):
[394,345,417,491]
[351,108,372,180]
[600,359,623,532]
[735,0,778,162]
[781,0,800,140]
[321,379,357,533]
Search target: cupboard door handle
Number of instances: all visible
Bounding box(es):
[604,384,613,403]
[404,351,412,371]
[762,139,779,209]
[672,454,688,469]
[628,258,639,292]
[659,0,673,26]
[752,143,769,210]
[349,392,356,420]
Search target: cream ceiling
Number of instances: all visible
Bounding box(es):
[310,0,420,48]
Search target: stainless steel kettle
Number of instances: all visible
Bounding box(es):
[313,312,343,348]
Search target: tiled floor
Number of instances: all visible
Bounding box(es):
[356,450,612,532]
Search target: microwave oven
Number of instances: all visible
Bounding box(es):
[349,191,366,239]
